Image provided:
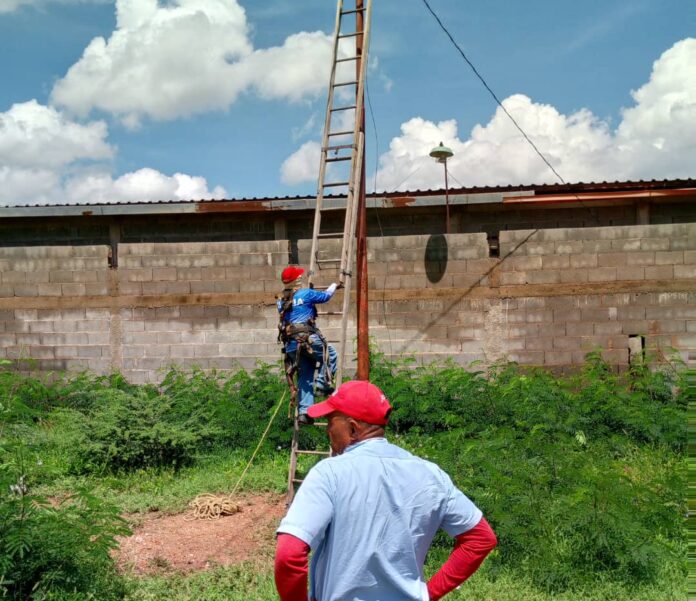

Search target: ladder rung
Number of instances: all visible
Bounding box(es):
[336,56,359,63]
[317,258,341,264]
[333,80,358,88]
[317,311,344,316]
[318,232,343,237]
[328,130,354,137]
[341,8,365,15]
[324,144,355,151]
[319,207,347,213]
[326,156,352,163]
[297,450,330,456]
[338,32,364,39]
[330,105,356,112]
[292,478,303,484]
[323,181,350,188]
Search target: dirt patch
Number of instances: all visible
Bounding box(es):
[116,493,287,575]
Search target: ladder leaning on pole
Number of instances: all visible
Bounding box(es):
[287,0,373,503]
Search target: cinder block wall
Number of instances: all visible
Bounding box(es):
[0,225,694,382]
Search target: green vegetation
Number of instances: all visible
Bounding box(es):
[0,353,687,600]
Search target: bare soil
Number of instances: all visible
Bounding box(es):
[116,493,287,575]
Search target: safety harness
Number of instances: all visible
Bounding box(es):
[278,288,332,408]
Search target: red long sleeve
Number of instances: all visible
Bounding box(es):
[427,517,498,601]
[275,533,310,601]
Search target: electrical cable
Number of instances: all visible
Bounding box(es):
[366,78,394,358]
[419,0,567,185]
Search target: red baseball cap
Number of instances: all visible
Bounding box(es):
[308,380,392,425]
[281,265,305,284]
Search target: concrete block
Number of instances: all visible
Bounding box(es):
[594,322,623,335]
[156,332,182,344]
[12,285,40,297]
[617,266,645,281]
[61,284,87,296]
[640,238,670,251]
[675,265,696,279]
[544,351,573,365]
[597,253,627,268]
[655,251,684,265]
[541,255,570,270]
[179,331,207,344]
[686,321,696,333]
[555,241,584,255]
[610,239,642,252]
[141,256,169,268]
[121,256,142,268]
[507,350,545,364]
[190,281,217,293]
[1,271,26,284]
[553,308,582,322]
[625,252,655,266]
[87,332,111,345]
[560,269,589,283]
[527,270,561,285]
[644,265,674,280]
[85,282,109,295]
[525,310,554,324]
[119,282,143,295]
[588,267,617,282]
[565,322,594,336]
[646,306,696,319]
[500,271,526,285]
[142,281,191,295]
[76,320,109,332]
[143,345,171,358]
[153,268,177,281]
[25,271,50,284]
[582,240,613,253]
[506,256,542,271]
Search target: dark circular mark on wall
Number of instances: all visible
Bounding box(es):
[424,234,448,283]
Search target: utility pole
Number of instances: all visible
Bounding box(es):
[355,0,370,380]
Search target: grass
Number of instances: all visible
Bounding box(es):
[36,449,289,514]
[124,560,685,601]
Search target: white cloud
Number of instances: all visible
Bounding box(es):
[280,141,321,186]
[0,100,114,168]
[0,101,226,205]
[51,0,333,124]
[371,38,696,190]
[282,38,696,190]
[62,168,227,204]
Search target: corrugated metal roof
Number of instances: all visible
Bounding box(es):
[2,178,694,209]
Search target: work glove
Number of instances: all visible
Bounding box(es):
[326,282,338,295]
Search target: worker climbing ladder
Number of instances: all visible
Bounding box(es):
[287,0,373,502]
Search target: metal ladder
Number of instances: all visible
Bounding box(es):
[287,0,373,503]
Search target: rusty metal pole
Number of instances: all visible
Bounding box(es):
[355,0,370,380]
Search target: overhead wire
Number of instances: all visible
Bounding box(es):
[419,0,567,186]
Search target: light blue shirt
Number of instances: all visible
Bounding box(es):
[277,438,483,601]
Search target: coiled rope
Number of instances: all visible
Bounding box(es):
[188,391,287,520]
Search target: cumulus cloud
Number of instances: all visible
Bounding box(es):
[51,0,332,125]
[0,100,113,168]
[280,38,696,190]
[0,101,226,205]
[281,141,321,186]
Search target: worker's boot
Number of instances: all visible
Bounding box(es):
[297,413,314,426]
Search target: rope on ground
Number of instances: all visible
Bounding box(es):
[188,391,287,520]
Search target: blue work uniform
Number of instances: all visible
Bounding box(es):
[278,287,338,415]
[277,437,483,601]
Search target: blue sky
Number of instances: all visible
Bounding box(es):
[0,0,693,205]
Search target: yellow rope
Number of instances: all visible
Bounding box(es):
[188,391,287,520]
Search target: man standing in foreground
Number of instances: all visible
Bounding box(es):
[275,380,497,601]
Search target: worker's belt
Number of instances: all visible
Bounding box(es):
[284,322,317,337]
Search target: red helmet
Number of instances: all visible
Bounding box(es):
[281,265,305,284]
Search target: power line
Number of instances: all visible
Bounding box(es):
[419,0,567,185]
